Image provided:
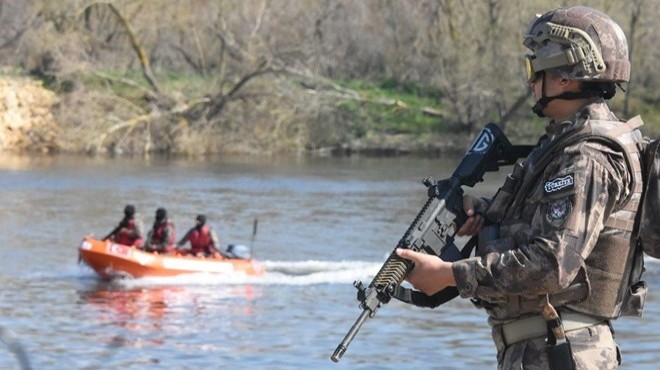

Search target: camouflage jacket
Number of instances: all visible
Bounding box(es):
[452,100,640,323]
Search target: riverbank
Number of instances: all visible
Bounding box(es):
[0,74,477,156]
[0,76,59,153]
[1,73,656,157]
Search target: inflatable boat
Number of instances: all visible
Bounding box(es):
[78,237,265,279]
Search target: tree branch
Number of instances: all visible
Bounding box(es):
[205,61,280,119]
[107,3,162,95]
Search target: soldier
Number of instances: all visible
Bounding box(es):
[176,214,222,257]
[396,6,646,369]
[144,207,177,253]
[104,204,144,247]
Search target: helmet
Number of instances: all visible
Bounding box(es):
[523,6,629,83]
[124,204,136,218]
[155,207,167,221]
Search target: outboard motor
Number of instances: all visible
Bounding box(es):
[225,244,251,259]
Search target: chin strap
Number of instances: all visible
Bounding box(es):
[532,91,603,117]
[532,73,610,117]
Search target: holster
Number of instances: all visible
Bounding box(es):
[546,340,576,370]
[543,301,577,370]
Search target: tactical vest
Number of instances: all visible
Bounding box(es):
[151,220,176,246]
[116,218,143,247]
[483,116,645,319]
[189,225,213,254]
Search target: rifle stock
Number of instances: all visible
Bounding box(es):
[331,123,531,362]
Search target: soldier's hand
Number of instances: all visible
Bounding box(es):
[456,194,484,236]
[395,248,456,295]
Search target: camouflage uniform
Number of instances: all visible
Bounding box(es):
[496,323,618,370]
[452,99,643,369]
[445,5,647,368]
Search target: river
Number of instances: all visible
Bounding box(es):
[0,153,658,369]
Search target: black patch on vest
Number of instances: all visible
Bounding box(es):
[544,174,575,196]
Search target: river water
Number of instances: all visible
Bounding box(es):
[0,153,659,369]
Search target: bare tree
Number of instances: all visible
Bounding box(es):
[1,0,658,153]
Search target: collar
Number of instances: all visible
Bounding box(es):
[544,99,616,138]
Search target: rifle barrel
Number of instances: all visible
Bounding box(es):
[331,308,370,362]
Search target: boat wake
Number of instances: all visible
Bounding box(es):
[260,260,381,284]
[80,259,382,287]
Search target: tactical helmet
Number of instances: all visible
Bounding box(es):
[124,204,136,218]
[523,6,630,83]
[155,207,167,221]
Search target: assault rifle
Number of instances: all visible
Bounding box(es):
[102,218,129,241]
[331,123,532,362]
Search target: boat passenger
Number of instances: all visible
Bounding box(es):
[104,204,144,247]
[176,214,222,257]
[143,207,176,253]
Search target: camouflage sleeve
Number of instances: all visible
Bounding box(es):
[145,228,153,248]
[155,225,172,248]
[165,224,175,247]
[133,218,144,239]
[210,228,220,248]
[453,142,629,298]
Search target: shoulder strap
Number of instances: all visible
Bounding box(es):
[511,120,638,214]
[604,115,644,137]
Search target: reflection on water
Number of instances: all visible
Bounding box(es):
[0,153,57,171]
[71,281,266,368]
[79,282,262,332]
[82,285,179,333]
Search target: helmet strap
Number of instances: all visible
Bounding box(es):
[532,72,550,117]
[532,73,604,118]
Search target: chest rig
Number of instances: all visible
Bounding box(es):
[478,116,645,319]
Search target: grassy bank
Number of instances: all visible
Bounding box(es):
[6,68,658,156]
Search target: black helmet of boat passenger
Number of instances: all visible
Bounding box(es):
[196,214,206,229]
[124,204,136,218]
[155,207,167,221]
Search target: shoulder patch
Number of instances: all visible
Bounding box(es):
[544,174,575,196]
[546,198,573,225]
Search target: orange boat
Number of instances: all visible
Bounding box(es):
[78,237,265,279]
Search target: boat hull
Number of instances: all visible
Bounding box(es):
[78,237,264,279]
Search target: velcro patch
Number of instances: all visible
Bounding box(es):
[544,174,575,196]
[546,197,573,225]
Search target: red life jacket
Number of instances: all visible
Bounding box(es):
[116,218,144,247]
[189,225,213,254]
[151,220,176,247]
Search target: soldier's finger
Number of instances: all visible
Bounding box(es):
[457,217,475,236]
[463,196,476,216]
[395,248,421,263]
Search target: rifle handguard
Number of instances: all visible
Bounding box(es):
[389,235,478,308]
